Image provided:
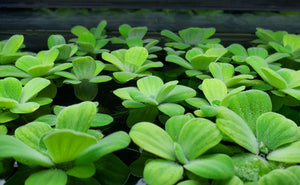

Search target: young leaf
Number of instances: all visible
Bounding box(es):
[0,135,54,167]
[56,101,97,132]
[2,35,24,54]
[75,131,130,165]
[129,122,176,160]
[155,80,178,103]
[178,118,222,160]
[48,35,66,48]
[227,43,248,56]
[137,76,164,96]
[72,56,96,80]
[165,115,193,142]
[144,159,183,185]
[184,154,234,179]
[125,47,148,68]
[257,112,299,150]
[202,79,227,105]
[25,169,67,185]
[19,78,50,103]
[43,130,97,163]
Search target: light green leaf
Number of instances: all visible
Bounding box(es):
[78,32,96,46]
[89,75,112,83]
[37,49,59,64]
[216,107,259,154]
[261,68,288,89]
[165,115,193,142]
[177,180,203,185]
[0,65,30,78]
[184,154,234,179]
[129,89,158,105]
[72,56,96,80]
[228,90,272,134]
[155,80,178,103]
[202,79,227,105]
[75,131,130,164]
[258,169,300,185]
[178,118,222,160]
[190,55,217,70]
[257,112,298,150]
[129,122,176,160]
[137,76,164,96]
[48,34,66,48]
[102,52,124,71]
[0,77,22,101]
[19,77,50,103]
[128,27,147,39]
[144,159,183,185]
[71,25,90,36]
[35,114,57,126]
[25,169,67,185]
[287,166,300,182]
[209,62,234,81]
[186,48,203,61]
[185,97,209,108]
[246,56,268,79]
[2,35,24,54]
[113,87,137,100]
[265,52,289,63]
[125,47,148,68]
[165,55,193,69]
[228,43,248,56]
[163,85,196,103]
[161,30,183,43]
[248,47,268,58]
[113,72,137,82]
[27,64,54,77]
[10,102,40,113]
[212,176,243,185]
[0,97,18,109]
[0,125,7,135]
[90,113,113,127]
[56,101,97,132]
[267,141,300,163]
[122,100,145,108]
[0,135,53,167]
[283,34,300,52]
[66,163,96,178]
[15,122,52,151]
[135,61,163,73]
[43,130,97,163]
[55,71,78,80]
[0,111,19,123]
[158,103,185,117]
[280,88,300,100]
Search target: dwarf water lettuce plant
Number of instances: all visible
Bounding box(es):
[102,47,163,83]
[0,102,130,185]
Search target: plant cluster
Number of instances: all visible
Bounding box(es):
[0,20,300,185]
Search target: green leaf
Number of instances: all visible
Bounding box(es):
[137,76,164,96]
[155,80,178,103]
[184,154,234,179]
[144,159,183,185]
[129,89,158,105]
[90,113,113,127]
[25,169,67,185]
[165,55,193,69]
[228,43,248,56]
[258,169,300,185]
[165,115,193,142]
[0,65,30,78]
[66,163,96,178]
[283,34,300,52]
[0,125,7,135]
[95,20,107,37]
[129,122,176,160]
[37,49,59,64]
[2,35,24,54]
[48,35,66,48]
[75,131,130,164]
[0,111,19,123]
[161,30,182,43]
[265,53,289,63]
[73,56,96,80]
[0,77,22,101]
[35,114,57,126]
[94,154,130,185]
[228,90,272,134]
[0,97,18,109]
[128,27,147,39]
[216,107,259,154]
[89,75,112,83]
[19,77,50,103]
[287,166,300,182]
[78,32,96,46]
[280,88,300,100]
[177,180,203,185]
[163,85,196,103]
[28,64,53,77]
[261,68,288,89]
[190,55,217,70]
[102,52,124,71]
[125,47,148,69]
[158,103,185,117]
[202,79,227,105]
[0,135,53,167]
[248,47,268,58]
[232,153,272,182]
[257,112,298,150]
[267,141,300,163]
[10,102,40,114]
[56,101,97,132]
[246,56,269,79]
[113,72,137,82]
[43,130,97,163]
[15,122,52,151]
[113,87,137,100]
[178,118,222,160]
[186,48,204,61]
[122,100,145,108]
[209,62,234,81]
[71,25,90,36]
